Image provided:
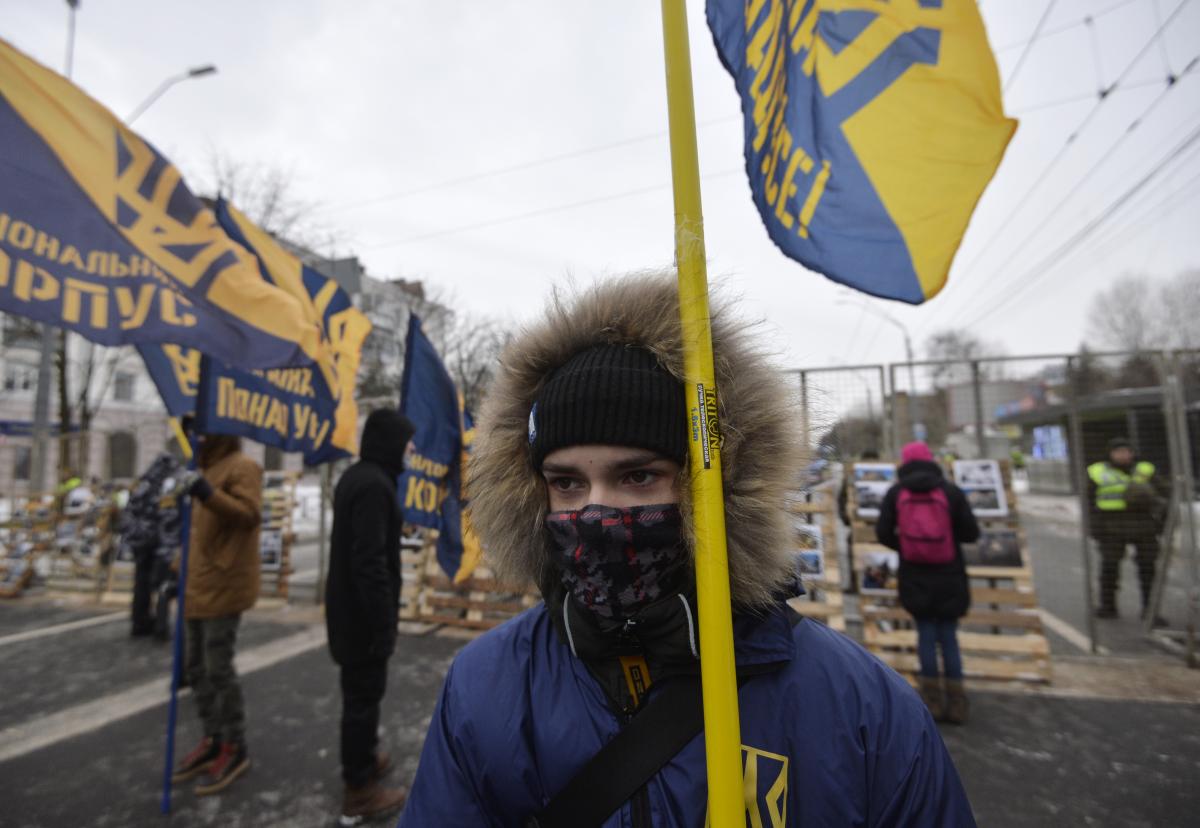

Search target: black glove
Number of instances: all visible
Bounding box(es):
[189,475,214,502]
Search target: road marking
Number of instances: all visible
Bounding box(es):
[0,624,327,763]
[0,611,126,648]
[1038,608,1111,656]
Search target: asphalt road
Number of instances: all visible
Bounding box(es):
[2,599,1198,827]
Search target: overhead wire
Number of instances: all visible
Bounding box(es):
[960,122,1200,329]
[321,114,740,213]
[917,0,1193,335]
[364,168,743,249]
[992,0,1140,53]
[946,54,1199,324]
[1004,0,1059,92]
[1068,154,1200,264]
[1009,78,1164,115]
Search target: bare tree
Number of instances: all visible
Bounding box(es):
[1086,270,1200,353]
[200,151,324,245]
[923,328,1007,387]
[1086,274,1161,352]
[1157,269,1200,350]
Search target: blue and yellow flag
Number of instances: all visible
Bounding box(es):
[142,199,371,465]
[397,315,482,583]
[707,0,1016,303]
[0,38,322,366]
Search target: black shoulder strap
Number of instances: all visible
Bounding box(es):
[527,675,703,828]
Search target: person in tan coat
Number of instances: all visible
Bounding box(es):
[171,431,262,796]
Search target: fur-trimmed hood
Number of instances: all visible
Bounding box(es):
[468,272,799,612]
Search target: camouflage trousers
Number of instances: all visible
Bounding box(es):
[185,615,245,745]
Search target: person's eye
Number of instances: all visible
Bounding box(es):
[624,469,659,486]
[545,476,583,492]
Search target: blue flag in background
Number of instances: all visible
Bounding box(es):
[397,315,482,582]
[0,39,322,366]
[706,0,1016,303]
[140,200,370,466]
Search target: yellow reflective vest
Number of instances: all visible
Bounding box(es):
[1087,461,1155,511]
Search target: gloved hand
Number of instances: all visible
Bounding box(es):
[176,471,213,501]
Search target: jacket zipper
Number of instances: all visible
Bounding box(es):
[619,704,653,828]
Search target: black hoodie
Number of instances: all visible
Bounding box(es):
[875,459,980,620]
[325,410,415,665]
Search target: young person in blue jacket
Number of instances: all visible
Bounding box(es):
[400,273,976,826]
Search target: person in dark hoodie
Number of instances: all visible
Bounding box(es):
[400,274,975,826]
[325,408,415,824]
[875,441,980,725]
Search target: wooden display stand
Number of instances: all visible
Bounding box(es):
[0,496,54,598]
[786,493,845,632]
[397,535,427,621]
[259,471,298,600]
[46,498,120,597]
[417,531,539,632]
[853,460,1053,686]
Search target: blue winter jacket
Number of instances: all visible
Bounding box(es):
[400,601,975,827]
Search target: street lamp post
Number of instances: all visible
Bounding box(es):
[127,65,218,124]
[837,297,923,440]
[28,52,217,492]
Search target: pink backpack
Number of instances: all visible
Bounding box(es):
[896,488,956,564]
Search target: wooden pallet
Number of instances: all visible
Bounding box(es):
[854,459,1052,685]
[786,493,845,632]
[398,535,427,621]
[259,472,298,599]
[417,532,539,632]
[0,497,55,598]
[45,500,119,597]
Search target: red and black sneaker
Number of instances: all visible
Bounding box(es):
[194,741,250,796]
[172,737,220,783]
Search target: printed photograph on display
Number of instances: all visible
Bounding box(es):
[796,551,825,581]
[861,549,899,593]
[952,459,1009,517]
[794,522,825,581]
[965,529,1024,568]
[260,530,283,570]
[853,463,896,519]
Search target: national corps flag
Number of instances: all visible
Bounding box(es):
[0,38,322,368]
[141,200,371,465]
[707,0,1016,303]
[397,315,483,583]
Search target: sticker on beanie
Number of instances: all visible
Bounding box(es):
[528,403,538,444]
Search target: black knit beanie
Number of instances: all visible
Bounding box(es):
[528,344,687,470]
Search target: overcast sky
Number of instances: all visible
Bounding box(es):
[4,0,1199,373]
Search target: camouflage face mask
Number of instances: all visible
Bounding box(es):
[545,503,688,622]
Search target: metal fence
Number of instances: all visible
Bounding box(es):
[791,350,1199,666]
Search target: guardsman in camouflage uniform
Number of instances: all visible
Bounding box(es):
[121,453,181,638]
[1087,437,1170,622]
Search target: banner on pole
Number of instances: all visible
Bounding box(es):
[397,315,482,582]
[143,200,370,464]
[0,38,321,367]
[706,0,1016,303]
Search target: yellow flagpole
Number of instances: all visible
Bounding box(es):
[659,0,743,821]
[168,417,193,462]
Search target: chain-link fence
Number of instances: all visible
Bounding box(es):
[795,350,1199,666]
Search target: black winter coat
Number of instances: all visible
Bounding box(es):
[875,459,980,621]
[325,410,415,666]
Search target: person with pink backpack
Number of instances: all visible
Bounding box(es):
[875,441,980,724]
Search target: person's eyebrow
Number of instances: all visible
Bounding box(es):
[540,462,580,475]
[611,453,668,472]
